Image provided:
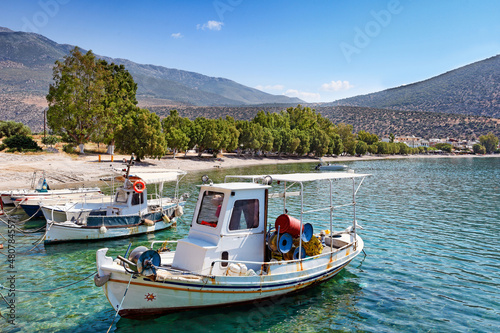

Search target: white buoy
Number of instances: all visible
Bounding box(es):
[175,205,184,217]
[99,226,107,234]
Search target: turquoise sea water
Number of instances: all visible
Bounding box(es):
[1,157,499,332]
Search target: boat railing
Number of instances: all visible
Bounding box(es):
[150,240,179,250]
[208,241,355,275]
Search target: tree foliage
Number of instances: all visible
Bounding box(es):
[3,134,41,152]
[46,47,138,148]
[479,132,499,153]
[0,120,31,138]
[435,143,453,153]
[114,108,166,161]
[473,143,486,154]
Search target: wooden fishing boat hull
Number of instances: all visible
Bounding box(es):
[45,219,174,244]
[96,234,363,318]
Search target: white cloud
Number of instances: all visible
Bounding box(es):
[197,20,224,31]
[255,84,285,91]
[171,32,183,39]
[285,89,321,102]
[321,80,354,91]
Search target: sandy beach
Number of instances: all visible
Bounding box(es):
[0,151,495,191]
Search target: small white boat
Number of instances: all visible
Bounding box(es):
[43,156,187,244]
[95,171,370,318]
[0,172,101,206]
[314,160,348,171]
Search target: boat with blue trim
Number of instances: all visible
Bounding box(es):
[43,155,187,243]
[95,171,370,318]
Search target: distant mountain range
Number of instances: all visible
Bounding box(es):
[0,26,302,130]
[326,55,500,118]
[0,26,499,139]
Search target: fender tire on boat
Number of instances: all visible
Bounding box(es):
[94,274,110,287]
[133,180,146,193]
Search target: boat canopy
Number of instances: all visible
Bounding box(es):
[131,171,185,184]
[226,172,370,183]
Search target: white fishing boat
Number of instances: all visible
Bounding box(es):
[0,171,101,205]
[95,171,370,318]
[16,192,110,218]
[43,156,187,244]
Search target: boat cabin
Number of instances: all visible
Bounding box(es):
[107,186,147,216]
[172,182,269,274]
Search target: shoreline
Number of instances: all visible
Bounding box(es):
[0,151,497,191]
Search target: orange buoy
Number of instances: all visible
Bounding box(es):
[133,180,146,193]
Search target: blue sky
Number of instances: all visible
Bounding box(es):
[1,0,499,102]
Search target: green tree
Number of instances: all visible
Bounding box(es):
[329,133,343,156]
[162,110,191,158]
[237,121,263,155]
[0,121,31,138]
[357,130,379,145]
[397,142,409,155]
[115,108,166,161]
[368,144,378,154]
[479,132,499,153]
[389,133,395,143]
[435,143,453,153]
[473,143,486,154]
[310,128,330,157]
[355,140,368,156]
[93,61,138,153]
[47,48,107,151]
[295,130,310,156]
[335,123,356,155]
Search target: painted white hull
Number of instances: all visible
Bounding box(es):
[1,188,101,205]
[96,234,363,318]
[45,220,174,244]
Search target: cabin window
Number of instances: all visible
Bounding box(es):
[229,199,259,231]
[196,191,224,228]
[115,189,128,203]
[131,192,144,206]
[221,251,229,267]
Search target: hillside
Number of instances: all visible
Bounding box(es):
[327,55,500,118]
[148,105,500,139]
[0,27,302,130]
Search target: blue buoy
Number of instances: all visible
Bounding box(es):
[278,233,293,254]
[301,223,313,242]
[293,246,306,260]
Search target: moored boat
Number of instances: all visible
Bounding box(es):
[95,171,370,318]
[0,171,101,206]
[16,192,110,218]
[43,156,187,243]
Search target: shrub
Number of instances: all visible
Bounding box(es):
[0,120,31,138]
[41,135,60,146]
[62,144,76,154]
[2,134,41,152]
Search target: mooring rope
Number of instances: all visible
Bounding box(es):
[107,273,134,333]
[0,271,97,293]
[0,216,45,235]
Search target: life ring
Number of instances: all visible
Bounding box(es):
[133,180,146,193]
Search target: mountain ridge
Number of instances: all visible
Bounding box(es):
[0,26,303,129]
[326,55,500,118]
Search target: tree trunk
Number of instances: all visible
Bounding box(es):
[106,144,115,155]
